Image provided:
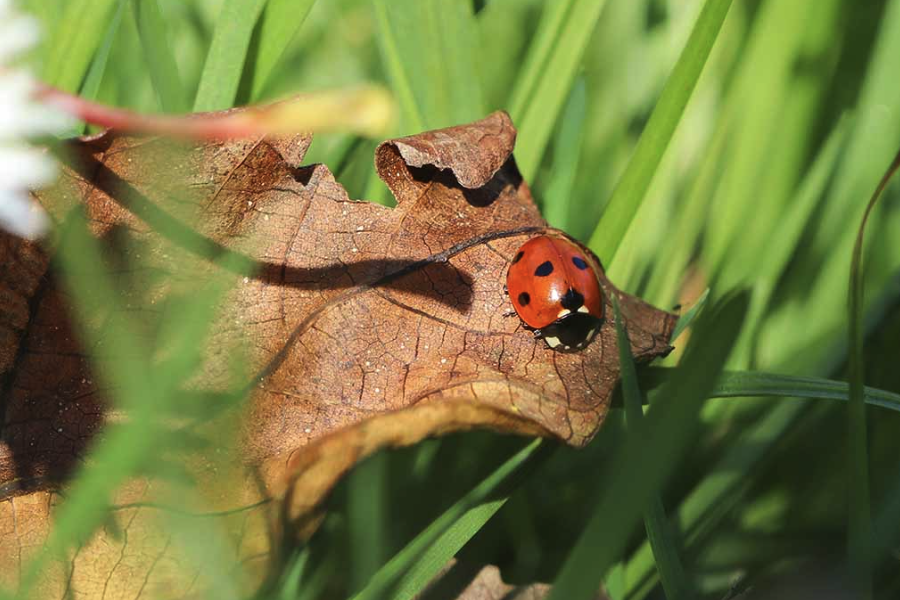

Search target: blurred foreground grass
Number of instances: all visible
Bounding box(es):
[15,0,900,598]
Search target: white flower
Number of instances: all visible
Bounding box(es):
[0,0,71,240]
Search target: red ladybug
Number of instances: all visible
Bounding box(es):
[506,234,605,351]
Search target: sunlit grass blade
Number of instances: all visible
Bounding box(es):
[702,0,836,279]
[372,0,485,132]
[80,0,127,102]
[243,0,317,101]
[275,547,309,600]
[372,0,423,133]
[760,1,900,368]
[42,0,120,92]
[814,2,900,256]
[588,0,734,265]
[756,117,849,286]
[548,291,749,600]
[351,439,548,600]
[132,0,189,112]
[508,0,607,181]
[543,77,586,230]
[505,0,570,121]
[846,145,900,598]
[671,288,709,341]
[642,114,730,307]
[726,117,850,364]
[193,0,268,112]
[604,563,625,600]
[613,297,692,600]
[76,0,127,134]
[475,0,536,110]
[20,0,61,33]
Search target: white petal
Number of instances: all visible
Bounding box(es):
[0,192,48,239]
[0,146,57,189]
[0,15,40,62]
[0,100,75,139]
[0,72,75,138]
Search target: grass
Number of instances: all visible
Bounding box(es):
[614,297,692,600]
[588,0,734,265]
[11,0,900,599]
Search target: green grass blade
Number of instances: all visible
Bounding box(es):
[704,371,900,411]
[351,439,548,600]
[193,0,268,112]
[613,298,692,600]
[755,117,849,285]
[80,0,127,102]
[244,0,317,101]
[349,452,388,592]
[630,368,900,412]
[543,77,587,230]
[42,0,120,92]
[548,291,749,600]
[506,0,570,121]
[642,113,731,307]
[626,291,900,599]
[640,368,900,411]
[132,0,189,112]
[20,0,62,34]
[702,0,831,279]
[372,0,484,132]
[671,288,709,341]
[588,0,734,265]
[509,0,607,181]
[475,0,538,111]
[724,114,849,368]
[372,0,424,132]
[15,211,156,592]
[760,0,900,369]
[846,146,900,598]
[623,398,808,600]
[276,548,309,600]
[77,0,128,134]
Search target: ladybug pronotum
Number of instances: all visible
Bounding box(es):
[506,234,605,351]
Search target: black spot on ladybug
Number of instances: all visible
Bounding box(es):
[560,288,584,311]
[518,292,531,307]
[572,256,588,270]
[512,251,524,264]
[534,261,554,277]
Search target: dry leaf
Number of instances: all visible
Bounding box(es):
[414,562,609,600]
[0,111,675,596]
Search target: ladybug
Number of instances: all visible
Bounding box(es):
[506,234,605,351]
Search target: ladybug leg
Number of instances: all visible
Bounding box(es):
[502,308,517,318]
[503,284,508,295]
[532,329,543,339]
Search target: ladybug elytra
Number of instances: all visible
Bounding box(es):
[506,234,605,351]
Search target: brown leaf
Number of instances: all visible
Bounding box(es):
[0,110,675,595]
[414,562,609,600]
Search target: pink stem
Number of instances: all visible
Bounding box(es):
[34,82,261,140]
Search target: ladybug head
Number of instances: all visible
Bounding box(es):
[537,311,603,352]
